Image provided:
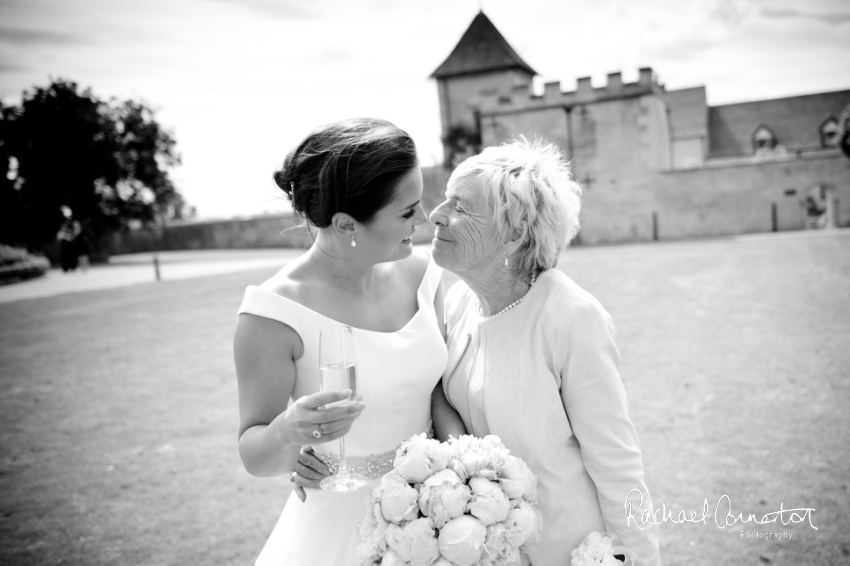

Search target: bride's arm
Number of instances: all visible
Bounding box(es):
[234,314,363,477]
[431,276,466,441]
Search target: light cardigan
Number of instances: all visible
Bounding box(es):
[443,268,661,566]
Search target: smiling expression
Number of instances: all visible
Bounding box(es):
[429,175,502,275]
[358,166,427,262]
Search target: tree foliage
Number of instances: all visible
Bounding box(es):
[443,123,482,168]
[0,79,185,250]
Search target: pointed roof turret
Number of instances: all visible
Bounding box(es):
[431,11,536,79]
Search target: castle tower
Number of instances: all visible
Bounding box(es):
[430,11,536,166]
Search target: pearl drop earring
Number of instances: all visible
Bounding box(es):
[350,236,357,248]
[503,253,509,267]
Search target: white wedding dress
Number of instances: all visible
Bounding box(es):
[238,258,448,565]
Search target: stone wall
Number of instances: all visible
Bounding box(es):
[107,204,443,256]
[106,151,849,256]
[419,152,850,245]
[481,106,570,156]
[106,215,310,255]
[575,151,850,244]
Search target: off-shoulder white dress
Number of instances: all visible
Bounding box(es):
[238,257,448,566]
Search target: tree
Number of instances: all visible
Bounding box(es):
[0,79,185,251]
[443,123,482,168]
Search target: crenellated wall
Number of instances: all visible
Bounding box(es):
[477,67,663,115]
[435,64,850,245]
[477,67,672,185]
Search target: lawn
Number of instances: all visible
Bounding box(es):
[1,232,848,565]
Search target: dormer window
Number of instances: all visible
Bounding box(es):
[752,125,777,153]
[820,117,839,147]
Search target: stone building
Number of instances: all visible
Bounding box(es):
[426,11,850,244]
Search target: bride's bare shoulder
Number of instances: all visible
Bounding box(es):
[257,254,312,300]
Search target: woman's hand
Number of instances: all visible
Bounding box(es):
[290,446,331,502]
[277,389,365,502]
[276,389,366,447]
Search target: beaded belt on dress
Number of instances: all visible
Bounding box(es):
[315,422,435,480]
[314,422,435,480]
[315,447,397,480]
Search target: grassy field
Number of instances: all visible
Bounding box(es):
[1,232,848,565]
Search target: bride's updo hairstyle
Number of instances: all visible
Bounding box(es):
[274,118,417,228]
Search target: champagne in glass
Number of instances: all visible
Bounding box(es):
[318,325,368,492]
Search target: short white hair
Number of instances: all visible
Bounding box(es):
[449,136,582,278]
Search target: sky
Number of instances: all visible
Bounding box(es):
[1,0,849,220]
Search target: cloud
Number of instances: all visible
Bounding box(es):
[0,60,27,73]
[203,0,317,19]
[761,7,850,25]
[699,0,753,28]
[313,45,354,64]
[0,26,88,46]
[643,35,722,61]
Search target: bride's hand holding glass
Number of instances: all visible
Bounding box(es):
[279,389,366,447]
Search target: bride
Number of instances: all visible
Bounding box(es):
[234,118,462,565]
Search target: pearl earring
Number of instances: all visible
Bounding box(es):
[350,236,357,248]
[503,253,509,267]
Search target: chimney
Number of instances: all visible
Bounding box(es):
[606,72,623,91]
[638,67,654,86]
[544,80,561,100]
[577,76,593,97]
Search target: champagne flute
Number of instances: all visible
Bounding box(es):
[318,325,368,492]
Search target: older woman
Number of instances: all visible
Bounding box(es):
[429,137,661,565]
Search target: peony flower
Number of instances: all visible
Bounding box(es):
[380,548,408,566]
[379,470,420,523]
[430,558,453,566]
[448,455,469,483]
[355,498,393,565]
[502,500,542,549]
[393,517,440,566]
[449,435,506,480]
[438,515,487,566]
[418,468,471,528]
[480,521,519,566]
[466,477,511,526]
[481,435,509,453]
[498,454,538,503]
[394,433,453,484]
[520,505,543,553]
[570,532,628,566]
[382,522,407,559]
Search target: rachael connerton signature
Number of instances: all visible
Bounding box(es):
[624,490,817,530]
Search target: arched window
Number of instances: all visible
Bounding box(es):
[820,117,839,147]
[752,125,777,153]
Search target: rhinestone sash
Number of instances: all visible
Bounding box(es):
[316,447,397,480]
[314,422,434,480]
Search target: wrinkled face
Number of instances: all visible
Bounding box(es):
[359,166,427,262]
[429,174,501,274]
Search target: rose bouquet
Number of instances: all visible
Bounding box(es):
[355,434,543,566]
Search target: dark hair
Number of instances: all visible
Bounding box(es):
[273,118,418,227]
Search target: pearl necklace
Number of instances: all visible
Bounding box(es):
[478,271,538,319]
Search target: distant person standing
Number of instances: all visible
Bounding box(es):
[74,220,91,272]
[57,217,79,273]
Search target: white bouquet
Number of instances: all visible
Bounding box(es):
[355,434,543,566]
[570,532,635,566]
